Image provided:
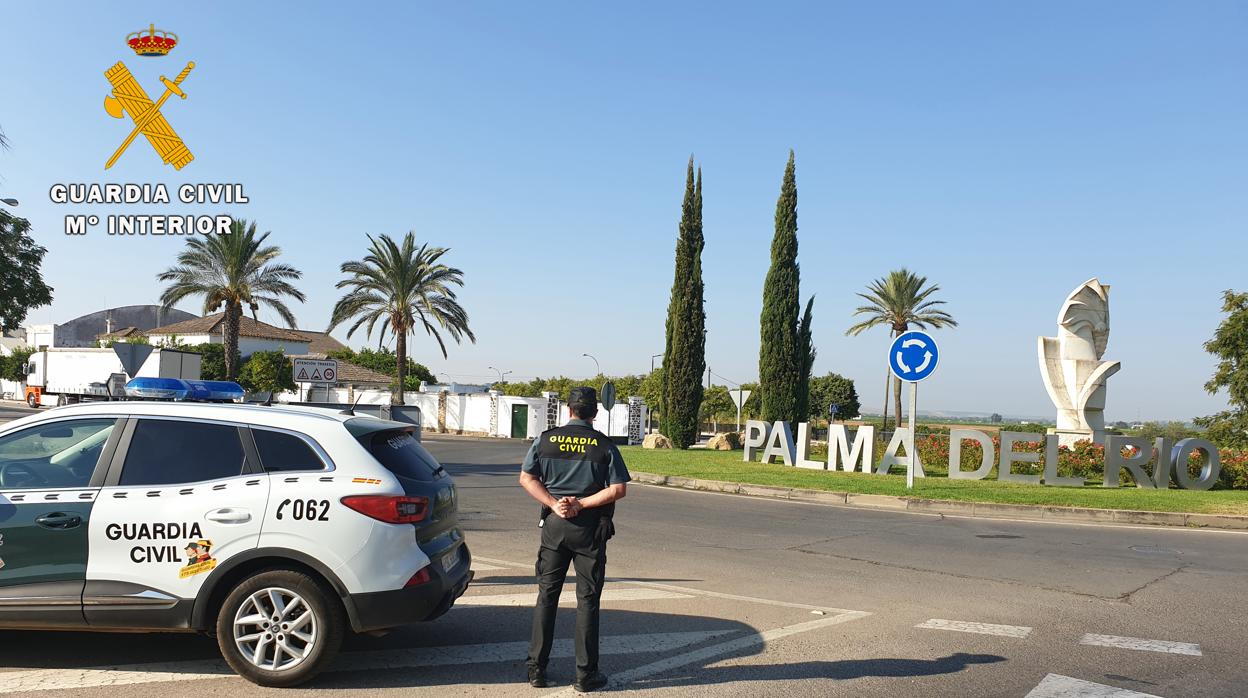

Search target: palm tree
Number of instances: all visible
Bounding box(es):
[846,269,957,429]
[328,232,475,405]
[157,219,306,380]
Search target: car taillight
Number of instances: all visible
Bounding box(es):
[405,568,432,587]
[341,495,429,524]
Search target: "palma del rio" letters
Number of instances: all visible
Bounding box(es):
[742,420,1222,491]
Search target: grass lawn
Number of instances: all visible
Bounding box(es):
[619,446,1248,515]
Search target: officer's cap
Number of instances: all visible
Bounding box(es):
[568,386,598,408]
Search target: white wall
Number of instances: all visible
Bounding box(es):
[560,403,635,438]
[150,334,309,358]
[237,337,310,357]
[274,389,642,441]
[26,324,56,349]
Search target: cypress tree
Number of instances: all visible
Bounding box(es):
[796,295,816,420]
[759,151,801,423]
[661,157,706,448]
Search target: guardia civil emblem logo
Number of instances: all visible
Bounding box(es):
[103,24,195,170]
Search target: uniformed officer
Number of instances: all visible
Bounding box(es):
[519,386,630,693]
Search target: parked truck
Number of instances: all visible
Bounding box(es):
[23,347,202,408]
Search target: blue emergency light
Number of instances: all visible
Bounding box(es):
[124,377,245,402]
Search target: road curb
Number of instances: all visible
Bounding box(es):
[630,471,1248,531]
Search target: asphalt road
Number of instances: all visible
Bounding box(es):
[1,429,1245,697]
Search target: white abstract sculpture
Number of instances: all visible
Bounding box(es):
[1038,278,1120,446]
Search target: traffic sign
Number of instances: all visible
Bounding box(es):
[888,331,939,382]
[728,389,751,409]
[292,358,338,384]
[728,389,752,431]
[600,381,617,411]
[113,343,153,377]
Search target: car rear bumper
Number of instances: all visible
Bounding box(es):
[347,543,473,633]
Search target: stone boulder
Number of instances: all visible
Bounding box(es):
[706,432,742,451]
[643,433,673,449]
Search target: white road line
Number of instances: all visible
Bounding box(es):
[470,562,507,571]
[471,555,526,568]
[613,579,863,614]
[1024,673,1165,698]
[540,611,872,697]
[455,587,692,607]
[915,618,1033,638]
[0,631,734,693]
[1079,633,1202,656]
[466,556,867,613]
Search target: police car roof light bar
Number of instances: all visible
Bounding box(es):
[124,377,245,403]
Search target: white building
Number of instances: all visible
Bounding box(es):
[143,313,310,357]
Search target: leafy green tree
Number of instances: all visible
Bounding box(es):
[809,373,860,421]
[156,219,305,380]
[1136,421,1198,442]
[700,385,735,424]
[759,151,813,424]
[0,348,34,382]
[1195,290,1248,448]
[661,158,706,448]
[0,211,54,331]
[102,336,150,348]
[182,343,235,381]
[639,368,663,415]
[990,413,1004,424]
[846,268,957,428]
[237,350,295,393]
[329,233,475,405]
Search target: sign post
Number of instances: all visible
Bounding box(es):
[887,330,940,489]
[728,389,752,432]
[292,358,338,403]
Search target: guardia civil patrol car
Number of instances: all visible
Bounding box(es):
[0,379,472,687]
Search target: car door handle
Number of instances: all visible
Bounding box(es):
[36,512,82,530]
[205,508,251,524]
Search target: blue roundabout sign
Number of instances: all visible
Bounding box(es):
[889,330,940,382]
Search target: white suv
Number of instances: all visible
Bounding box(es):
[0,399,472,686]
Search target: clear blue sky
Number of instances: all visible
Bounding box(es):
[3,2,1245,421]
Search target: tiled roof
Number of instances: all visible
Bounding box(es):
[292,330,347,355]
[144,313,309,343]
[96,326,140,340]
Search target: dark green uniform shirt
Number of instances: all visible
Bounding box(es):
[521,419,631,498]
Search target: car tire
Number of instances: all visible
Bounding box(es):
[215,569,345,687]
[26,394,37,409]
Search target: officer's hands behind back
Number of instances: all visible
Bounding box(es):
[553,496,582,519]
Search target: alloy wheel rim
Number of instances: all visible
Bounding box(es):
[233,586,318,671]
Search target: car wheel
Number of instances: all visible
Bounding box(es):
[215,569,345,687]
[26,394,37,409]
[56,395,66,407]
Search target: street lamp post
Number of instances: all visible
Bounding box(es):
[581,353,600,377]
[487,366,511,385]
[0,198,18,207]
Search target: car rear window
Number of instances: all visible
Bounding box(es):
[363,430,443,482]
[253,429,326,473]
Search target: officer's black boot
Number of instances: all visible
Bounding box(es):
[574,671,608,693]
[527,664,549,688]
